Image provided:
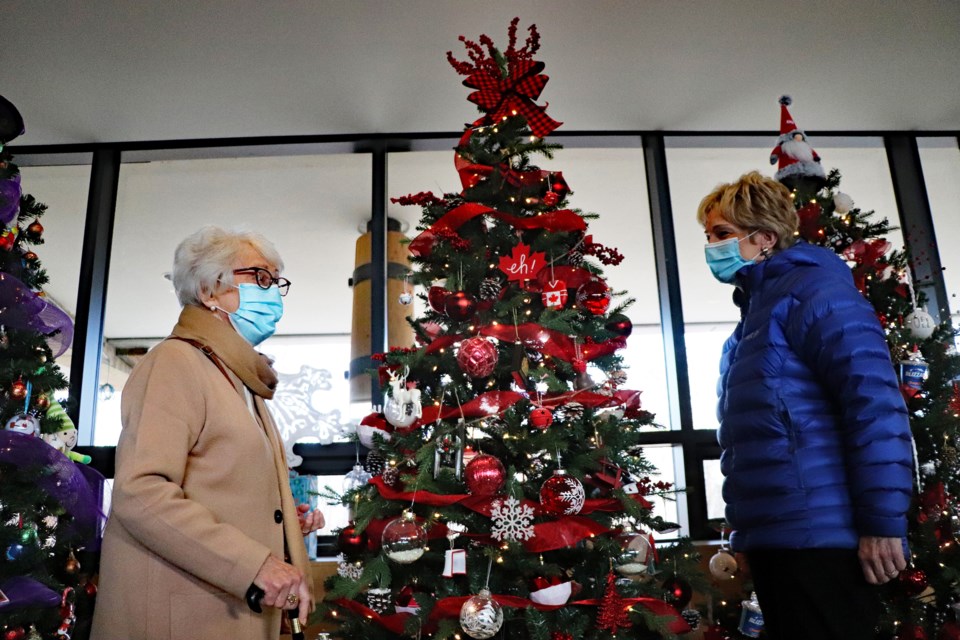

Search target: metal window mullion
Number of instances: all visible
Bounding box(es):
[69,148,120,444]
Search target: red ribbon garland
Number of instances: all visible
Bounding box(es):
[478,323,625,363]
[371,476,652,517]
[408,202,585,258]
[335,593,688,635]
[463,58,562,139]
[374,384,640,433]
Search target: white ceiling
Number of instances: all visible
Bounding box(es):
[5,1,960,146]
[6,1,960,349]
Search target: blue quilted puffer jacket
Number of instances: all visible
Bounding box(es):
[717,240,914,551]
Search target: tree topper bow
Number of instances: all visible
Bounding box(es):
[447,18,562,139]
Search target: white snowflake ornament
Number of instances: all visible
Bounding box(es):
[336,554,364,580]
[490,496,536,542]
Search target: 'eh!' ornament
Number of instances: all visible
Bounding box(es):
[905,306,936,340]
[541,280,568,309]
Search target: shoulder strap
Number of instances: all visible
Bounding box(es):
[167,336,235,388]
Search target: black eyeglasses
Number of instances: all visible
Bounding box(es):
[233,267,292,296]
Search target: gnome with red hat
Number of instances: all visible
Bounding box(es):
[770,95,826,190]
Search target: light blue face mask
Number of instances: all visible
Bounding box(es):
[704,231,759,284]
[226,283,284,346]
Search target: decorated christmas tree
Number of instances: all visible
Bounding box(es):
[709,96,960,640]
[0,95,103,640]
[320,20,709,640]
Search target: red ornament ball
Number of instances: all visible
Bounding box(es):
[464,454,506,495]
[542,191,560,207]
[83,581,98,598]
[937,621,960,640]
[22,251,38,263]
[444,291,477,321]
[427,285,451,313]
[539,470,585,515]
[26,219,44,240]
[4,628,26,640]
[337,524,368,559]
[661,575,693,611]
[605,314,633,337]
[899,567,928,596]
[35,394,50,411]
[529,407,553,430]
[703,623,733,640]
[576,278,611,315]
[457,337,499,378]
[10,378,27,401]
[898,624,929,640]
[571,359,587,374]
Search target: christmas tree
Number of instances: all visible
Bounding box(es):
[320,19,709,640]
[0,95,103,640]
[710,97,960,640]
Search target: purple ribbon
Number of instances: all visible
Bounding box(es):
[0,432,105,550]
[0,271,74,357]
[0,178,21,225]
[0,576,60,610]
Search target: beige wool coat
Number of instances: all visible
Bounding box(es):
[90,305,312,640]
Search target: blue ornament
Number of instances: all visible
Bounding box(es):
[6,543,25,561]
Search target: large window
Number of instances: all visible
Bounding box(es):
[17,130,957,544]
[918,138,960,318]
[666,136,905,431]
[13,154,92,392]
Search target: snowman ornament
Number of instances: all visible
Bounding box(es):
[5,413,40,436]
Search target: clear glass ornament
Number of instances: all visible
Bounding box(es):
[343,463,373,492]
[459,588,503,639]
[381,510,427,564]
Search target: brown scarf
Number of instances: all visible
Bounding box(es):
[170,304,279,398]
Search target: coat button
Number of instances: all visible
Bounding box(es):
[274,509,283,523]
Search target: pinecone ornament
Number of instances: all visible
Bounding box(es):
[382,465,401,487]
[567,250,584,267]
[561,402,585,422]
[364,449,387,476]
[479,277,503,301]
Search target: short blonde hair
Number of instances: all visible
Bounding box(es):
[696,171,798,250]
[171,225,284,307]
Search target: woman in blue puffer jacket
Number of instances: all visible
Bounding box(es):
[698,171,914,640]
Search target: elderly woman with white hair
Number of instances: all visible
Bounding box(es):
[92,226,324,640]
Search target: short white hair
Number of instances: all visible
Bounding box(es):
[171,225,284,307]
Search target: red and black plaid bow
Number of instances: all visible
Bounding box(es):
[463,59,561,138]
